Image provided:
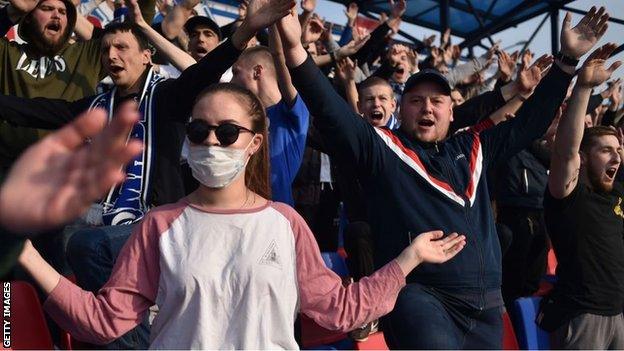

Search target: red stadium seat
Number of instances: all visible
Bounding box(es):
[502,310,519,350]
[300,314,347,348]
[0,281,53,350]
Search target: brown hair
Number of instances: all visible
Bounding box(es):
[580,126,618,153]
[194,83,271,199]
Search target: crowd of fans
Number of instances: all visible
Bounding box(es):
[0,0,622,348]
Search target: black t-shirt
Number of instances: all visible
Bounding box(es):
[544,181,624,316]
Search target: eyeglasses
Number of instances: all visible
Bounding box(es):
[186,119,255,146]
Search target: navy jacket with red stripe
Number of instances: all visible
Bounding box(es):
[290,57,573,300]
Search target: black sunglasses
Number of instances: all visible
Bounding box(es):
[186,119,255,146]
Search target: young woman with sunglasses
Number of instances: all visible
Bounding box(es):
[18,83,466,349]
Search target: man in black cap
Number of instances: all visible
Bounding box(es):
[184,15,221,61]
[275,6,608,348]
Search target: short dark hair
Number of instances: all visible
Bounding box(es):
[102,22,151,51]
[357,76,393,94]
[580,126,619,152]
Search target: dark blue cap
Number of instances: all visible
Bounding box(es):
[403,69,452,96]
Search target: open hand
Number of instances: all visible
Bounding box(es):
[577,43,622,88]
[389,0,406,19]
[335,57,357,82]
[560,6,609,59]
[344,2,358,24]
[301,17,324,44]
[517,54,554,95]
[127,0,147,27]
[336,34,370,60]
[244,0,296,33]
[0,103,143,234]
[396,231,466,276]
[497,50,516,82]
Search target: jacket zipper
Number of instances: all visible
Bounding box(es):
[439,148,486,310]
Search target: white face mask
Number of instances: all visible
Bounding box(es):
[187,138,254,188]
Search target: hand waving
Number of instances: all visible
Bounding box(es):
[560,6,609,59]
[395,230,466,276]
[577,43,622,88]
[0,103,143,234]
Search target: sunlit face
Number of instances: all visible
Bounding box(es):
[400,81,453,143]
[187,24,219,61]
[191,91,262,153]
[581,135,622,192]
[357,84,396,127]
[30,0,69,49]
[100,31,151,90]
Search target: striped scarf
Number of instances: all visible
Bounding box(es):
[88,68,164,225]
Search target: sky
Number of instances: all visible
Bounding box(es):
[313,0,624,80]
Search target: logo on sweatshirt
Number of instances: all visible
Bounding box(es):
[16,52,67,79]
[259,240,281,269]
[614,197,624,219]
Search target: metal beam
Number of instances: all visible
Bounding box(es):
[448,0,500,21]
[412,4,438,20]
[440,0,450,39]
[561,6,624,26]
[483,0,499,20]
[465,0,494,46]
[550,9,559,54]
[458,0,544,49]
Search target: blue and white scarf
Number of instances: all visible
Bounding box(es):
[88,68,164,225]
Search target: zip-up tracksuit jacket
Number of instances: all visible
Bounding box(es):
[290,56,573,307]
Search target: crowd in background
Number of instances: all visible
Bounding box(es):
[0,0,622,348]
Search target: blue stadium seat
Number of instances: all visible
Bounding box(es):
[320,252,349,277]
[512,297,550,350]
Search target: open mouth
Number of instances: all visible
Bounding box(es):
[606,167,618,179]
[196,47,208,55]
[109,66,124,75]
[395,67,405,75]
[46,22,61,33]
[418,119,435,127]
[371,111,384,120]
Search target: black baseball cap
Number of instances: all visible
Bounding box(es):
[403,69,452,96]
[184,16,222,40]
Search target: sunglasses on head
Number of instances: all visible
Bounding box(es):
[186,119,255,146]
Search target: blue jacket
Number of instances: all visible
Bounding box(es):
[290,57,572,300]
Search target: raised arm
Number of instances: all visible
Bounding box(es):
[163,0,296,120]
[480,7,609,166]
[549,44,621,199]
[277,10,383,173]
[129,0,196,71]
[268,24,297,106]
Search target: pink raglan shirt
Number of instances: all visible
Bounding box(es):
[44,200,405,349]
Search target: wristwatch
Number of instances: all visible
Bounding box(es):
[554,51,580,66]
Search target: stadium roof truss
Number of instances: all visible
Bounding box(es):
[330,0,624,55]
